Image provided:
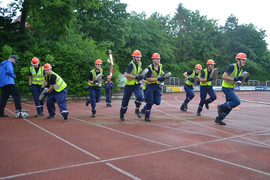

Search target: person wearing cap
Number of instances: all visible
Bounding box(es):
[180,64,202,111]
[104,75,114,107]
[0,55,23,117]
[41,63,69,120]
[143,53,166,122]
[120,50,144,121]
[197,59,217,116]
[215,53,248,125]
[29,57,45,117]
[86,59,104,117]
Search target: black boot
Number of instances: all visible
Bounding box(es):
[197,110,201,116]
[120,112,124,121]
[135,108,142,118]
[215,117,226,125]
[217,105,223,117]
[92,110,96,117]
[205,101,209,109]
[145,116,151,122]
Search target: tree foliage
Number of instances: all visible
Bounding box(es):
[1,1,269,96]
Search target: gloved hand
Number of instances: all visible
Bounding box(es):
[29,85,32,92]
[234,76,243,82]
[188,78,194,83]
[207,77,214,81]
[43,91,48,97]
[40,87,44,92]
[158,76,165,82]
[135,74,142,81]
[94,80,99,85]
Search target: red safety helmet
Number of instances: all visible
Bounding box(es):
[206,59,215,65]
[107,75,111,79]
[195,64,202,69]
[43,63,52,70]
[151,53,161,59]
[132,50,142,57]
[31,57,39,65]
[235,53,247,60]
[95,59,102,64]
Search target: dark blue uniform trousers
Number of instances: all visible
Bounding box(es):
[32,84,44,114]
[46,88,68,116]
[198,85,216,112]
[218,87,241,120]
[88,85,101,112]
[144,84,161,118]
[0,84,22,114]
[105,89,112,104]
[120,84,143,114]
[183,84,195,103]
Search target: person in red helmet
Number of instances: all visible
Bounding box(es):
[41,63,69,120]
[180,64,202,111]
[29,57,45,117]
[104,75,114,107]
[197,59,217,116]
[143,53,167,122]
[120,50,144,121]
[86,59,104,117]
[215,53,248,125]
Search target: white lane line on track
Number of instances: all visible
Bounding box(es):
[106,163,141,180]
[240,99,270,105]
[2,127,270,180]
[4,107,141,180]
[181,149,270,176]
[159,99,270,148]
[9,101,268,177]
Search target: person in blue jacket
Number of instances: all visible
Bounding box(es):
[104,75,114,107]
[0,55,23,117]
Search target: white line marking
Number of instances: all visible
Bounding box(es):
[106,163,141,180]
[240,99,270,105]
[181,149,270,176]
[23,119,101,160]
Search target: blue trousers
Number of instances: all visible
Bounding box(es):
[198,85,216,112]
[105,89,112,104]
[218,87,241,120]
[184,84,195,103]
[46,88,68,116]
[144,84,161,118]
[31,84,44,114]
[120,84,143,114]
[88,85,101,112]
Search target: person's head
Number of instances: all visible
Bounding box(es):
[43,63,52,75]
[107,75,111,81]
[206,59,215,70]
[31,57,40,68]
[195,64,202,74]
[235,53,247,67]
[132,50,142,64]
[151,53,161,66]
[9,55,18,64]
[94,59,102,71]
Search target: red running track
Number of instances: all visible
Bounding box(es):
[0,91,270,179]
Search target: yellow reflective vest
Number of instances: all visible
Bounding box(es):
[186,70,200,86]
[147,64,163,85]
[88,68,103,87]
[126,61,141,85]
[30,66,44,85]
[222,63,243,88]
[46,71,67,92]
[200,69,212,86]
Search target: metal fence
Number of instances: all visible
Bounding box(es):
[163,77,269,86]
[161,77,270,93]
